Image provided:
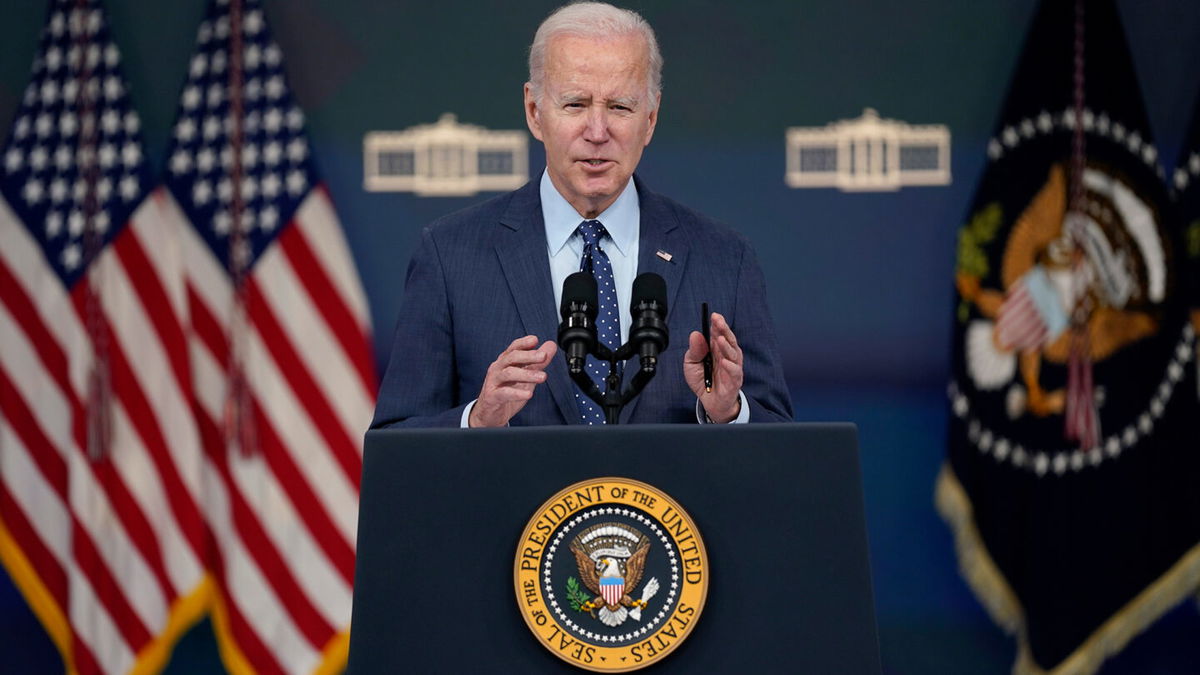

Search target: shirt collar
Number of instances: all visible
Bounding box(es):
[541,169,639,257]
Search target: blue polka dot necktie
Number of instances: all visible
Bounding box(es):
[576,220,620,424]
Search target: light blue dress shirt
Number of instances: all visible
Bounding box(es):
[542,169,639,345]
[461,170,747,426]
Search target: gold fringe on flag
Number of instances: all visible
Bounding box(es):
[936,464,1200,675]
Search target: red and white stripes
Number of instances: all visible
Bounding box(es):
[169,186,374,674]
[0,189,209,675]
[0,185,374,674]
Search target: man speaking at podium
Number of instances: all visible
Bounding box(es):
[371,2,791,428]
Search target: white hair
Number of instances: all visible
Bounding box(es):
[528,2,663,110]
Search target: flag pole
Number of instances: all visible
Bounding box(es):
[74,0,112,460]
[223,0,257,456]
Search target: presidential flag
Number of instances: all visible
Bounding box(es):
[938,0,1200,672]
[0,1,210,673]
[161,0,376,672]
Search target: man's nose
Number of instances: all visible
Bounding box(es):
[582,106,609,143]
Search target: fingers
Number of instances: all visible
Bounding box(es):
[472,336,555,427]
[502,334,539,351]
[494,365,548,385]
[499,335,547,362]
[494,336,555,369]
[707,313,743,403]
[496,348,551,369]
[710,312,740,352]
[710,335,743,386]
[482,382,537,403]
[717,347,743,382]
[684,330,709,363]
[491,337,558,383]
[698,313,741,370]
[713,334,741,365]
[535,339,558,365]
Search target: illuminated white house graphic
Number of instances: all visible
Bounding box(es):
[785,108,951,191]
[364,113,528,196]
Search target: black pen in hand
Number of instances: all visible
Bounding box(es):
[701,303,712,393]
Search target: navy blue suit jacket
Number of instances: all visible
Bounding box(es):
[370,177,793,427]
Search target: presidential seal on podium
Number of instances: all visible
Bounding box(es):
[514,477,708,672]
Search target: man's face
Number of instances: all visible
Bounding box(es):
[525,33,659,219]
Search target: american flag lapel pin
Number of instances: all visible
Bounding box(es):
[656,249,673,262]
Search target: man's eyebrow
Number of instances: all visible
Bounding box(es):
[555,92,589,104]
[552,93,641,108]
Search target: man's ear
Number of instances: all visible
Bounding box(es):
[524,82,544,142]
[642,93,661,148]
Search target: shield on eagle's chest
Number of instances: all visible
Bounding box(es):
[600,577,624,606]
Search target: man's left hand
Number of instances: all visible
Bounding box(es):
[684,311,743,423]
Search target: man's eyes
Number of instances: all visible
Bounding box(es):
[561,102,633,112]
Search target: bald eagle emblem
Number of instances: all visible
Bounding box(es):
[567,522,660,627]
[957,162,1170,449]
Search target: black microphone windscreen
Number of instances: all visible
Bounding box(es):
[631,273,668,315]
[560,272,598,318]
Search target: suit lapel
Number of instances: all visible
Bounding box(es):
[496,183,579,424]
[621,177,689,424]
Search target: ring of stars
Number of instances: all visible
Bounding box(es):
[987,107,1164,180]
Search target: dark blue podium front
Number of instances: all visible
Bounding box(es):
[348,424,880,674]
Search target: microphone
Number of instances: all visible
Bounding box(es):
[558,272,598,375]
[629,273,669,372]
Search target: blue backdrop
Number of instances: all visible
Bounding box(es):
[2,1,1200,672]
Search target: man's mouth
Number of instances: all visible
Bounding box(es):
[580,159,610,167]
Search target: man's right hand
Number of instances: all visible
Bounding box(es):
[469,335,558,427]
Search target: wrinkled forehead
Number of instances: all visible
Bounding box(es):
[543,33,650,91]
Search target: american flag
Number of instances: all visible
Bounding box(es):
[161,0,376,672]
[0,1,209,673]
